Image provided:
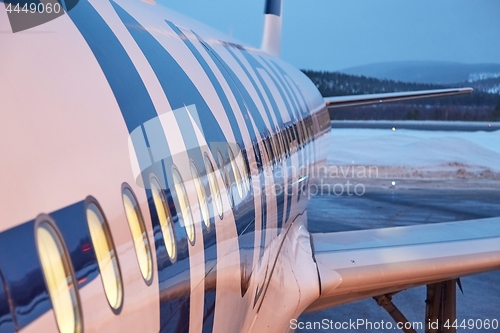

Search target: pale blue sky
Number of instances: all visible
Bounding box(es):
[160,0,500,71]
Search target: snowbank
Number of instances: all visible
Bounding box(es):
[327,128,500,175]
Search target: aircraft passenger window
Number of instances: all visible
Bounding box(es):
[122,185,153,284]
[307,117,313,141]
[204,153,223,218]
[296,123,302,147]
[269,135,276,162]
[36,218,83,333]
[262,138,270,166]
[270,137,276,162]
[281,131,287,157]
[272,134,280,162]
[86,199,124,312]
[264,137,274,169]
[228,145,244,199]
[299,122,306,146]
[285,128,293,152]
[276,132,285,161]
[292,124,298,142]
[253,141,263,169]
[239,147,251,192]
[304,119,311,142]
[217,150,233,208]
[190,161,211,228]
[150,176,177,261]
[291,126,298,150]
[281,131,289,157]
[172,167,195,245]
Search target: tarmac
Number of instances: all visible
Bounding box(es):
[298,175,500,332]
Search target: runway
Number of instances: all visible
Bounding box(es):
[298,126,500,332]
[307,187,500,233]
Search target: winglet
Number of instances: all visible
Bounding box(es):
[261,0,282,57]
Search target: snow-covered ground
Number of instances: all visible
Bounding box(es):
[326,128,500,178]
[298,128,500,332]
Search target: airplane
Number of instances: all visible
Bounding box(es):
[1,0,498,332]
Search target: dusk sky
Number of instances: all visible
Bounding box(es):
[160,0,500,72]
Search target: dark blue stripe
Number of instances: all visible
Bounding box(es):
[0,222,47,329]
[238,49,302,225]
[165,21,243,148]
[51,202,99,288]
[0,268,15,332]
[192,33,269,142]
[260,57,315,205]
[0,201,98,330]
[68,1,157,133]
[111,2,226,149]
[68,2,192,331]
[259,56,311,202]
[261,56,304,124]
[224,48,283,129]
[269,59,317,163]
[223,47,287,232]
[202,291,216,331]
[190,32,275,281]
[167,21,273,313]
[264,0,281,16]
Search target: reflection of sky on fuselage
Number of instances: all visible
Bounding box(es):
[160,0,500,71]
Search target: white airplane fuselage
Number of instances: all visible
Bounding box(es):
[0,0,331,332]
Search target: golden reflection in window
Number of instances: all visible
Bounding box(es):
[86,201,123,312]
[278,131,286,158]
[262,139,269,165]
[217,151,229,189]
[150,176,176,261]
[265,136,274,165]
[237,146,251,192]
[204,154,223,218]
[272,135,280,163]
[190,161,210,228]
[228,145,244,199]
[36,220,82,333]
[280,132,286,158]
[172,168,195,244]
[122,186,153,284]
[217,151,233,208]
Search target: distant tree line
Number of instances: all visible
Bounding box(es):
[302,70,500,121]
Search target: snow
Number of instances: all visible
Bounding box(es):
[487,85,500,94]
[468,72,500,82]
[327,128,500,172]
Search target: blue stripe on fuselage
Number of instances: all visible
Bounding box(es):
[264,0,281,16]
[223,47,287,233]
[165,21,259,306]
[188,31,278,274]
[0,201,98,330]
[191,37,275,263]
[68,2,192,331]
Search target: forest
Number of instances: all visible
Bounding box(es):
[302,70,500,121]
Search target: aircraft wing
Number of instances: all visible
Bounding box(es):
[324,88,473,109]
[306,217,500,312]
